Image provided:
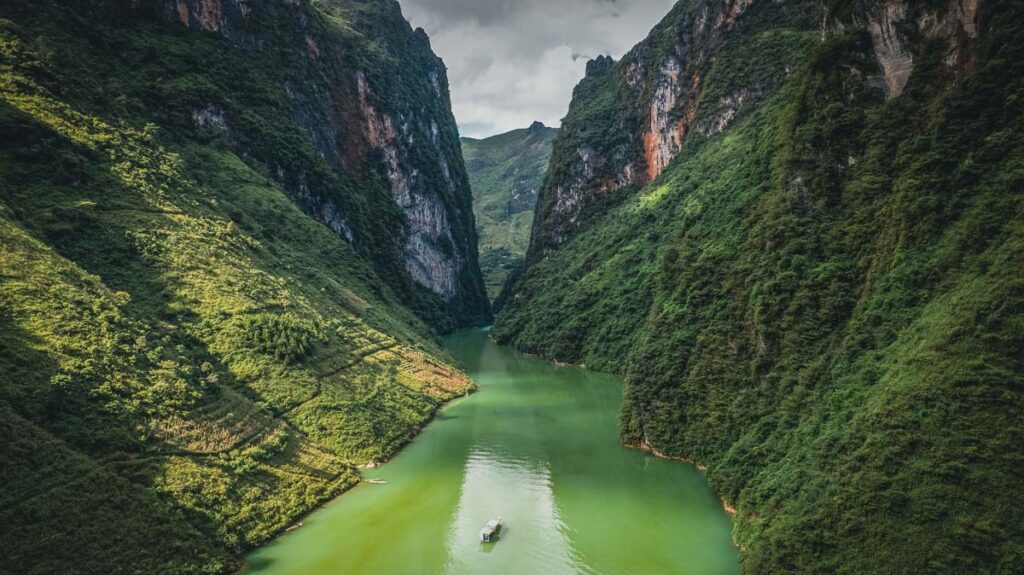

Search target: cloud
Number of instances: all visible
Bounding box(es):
[400,0,676,138]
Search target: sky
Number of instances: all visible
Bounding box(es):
[400,0,677,138]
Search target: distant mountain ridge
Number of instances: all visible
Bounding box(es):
[461,121,558,301]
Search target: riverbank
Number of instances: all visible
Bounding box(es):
[486,333,740,520]
[243,330,737,574]
[497,332,739,520]
[233,370,477,572]
[627,437,737,516]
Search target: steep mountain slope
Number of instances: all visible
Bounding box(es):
[461,122,558,300]
[495,0,1024,572]
[0,0,486,572]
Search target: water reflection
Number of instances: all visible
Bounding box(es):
[243,330,737,575]
[444,447,579,574]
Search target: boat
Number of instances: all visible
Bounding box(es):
[479,517,502,542]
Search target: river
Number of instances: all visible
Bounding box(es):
[243,329,738,574]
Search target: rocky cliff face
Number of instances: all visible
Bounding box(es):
[526,0,758,257]
[525,0,985,260]
[497,0,1023,572]
[170,0,489,330]
[827,0,983,98]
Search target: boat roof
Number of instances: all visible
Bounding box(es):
[485,519,500,528]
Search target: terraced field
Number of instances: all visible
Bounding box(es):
[0,4,478,570]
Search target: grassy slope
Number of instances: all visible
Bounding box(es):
[495,1,1024,572]
[461,124,558,300]
[0,3,473,573]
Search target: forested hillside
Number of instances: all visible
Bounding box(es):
[0,0,486,571]
[495,0,1024,572]
[461,122,558,300]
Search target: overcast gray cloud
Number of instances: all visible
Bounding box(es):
[400,0,676,138]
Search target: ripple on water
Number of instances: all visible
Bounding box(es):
[444,447,579,575]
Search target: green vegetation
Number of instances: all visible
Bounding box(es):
[495,0,1024,572]
[0,0,477,572]
[461,122,558,300]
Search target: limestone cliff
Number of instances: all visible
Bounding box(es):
[170,0,490,330]
[526,0,760,257]
[523,0,985,261]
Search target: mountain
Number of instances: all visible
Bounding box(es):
[461,121,558,301]
[494,0,1024,572]
[0,0,488,571]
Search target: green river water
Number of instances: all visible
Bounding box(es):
[244,329,738,574]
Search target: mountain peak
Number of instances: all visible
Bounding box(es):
[585,54,615,77]
[527,121,546,133]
